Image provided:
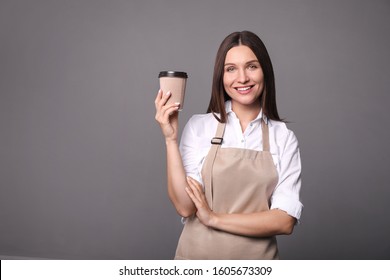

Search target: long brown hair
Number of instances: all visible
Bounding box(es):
[207,31,282,123]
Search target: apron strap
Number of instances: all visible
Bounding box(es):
[205,121,226,210]
[261,118,270,152]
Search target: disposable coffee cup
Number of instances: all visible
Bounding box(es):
[159,71,188,111]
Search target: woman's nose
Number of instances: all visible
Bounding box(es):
[237,69,249,83]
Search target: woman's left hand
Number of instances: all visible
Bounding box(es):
[185,177,215,227]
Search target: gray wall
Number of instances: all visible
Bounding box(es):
[1,0,389,259]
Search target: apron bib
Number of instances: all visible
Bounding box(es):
[175,119,279,259]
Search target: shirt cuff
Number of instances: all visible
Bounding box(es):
[270,195,303,222]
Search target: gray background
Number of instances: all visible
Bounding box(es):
[1,0,389,260]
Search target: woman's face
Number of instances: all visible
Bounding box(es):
[223,45,264,109]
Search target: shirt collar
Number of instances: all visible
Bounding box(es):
[225,100,269,124]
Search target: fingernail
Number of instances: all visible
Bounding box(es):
[165,91,171,96]
[174,102,180,106]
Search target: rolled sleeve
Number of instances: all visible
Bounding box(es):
[179,116,205,186]
[270,130,303,221]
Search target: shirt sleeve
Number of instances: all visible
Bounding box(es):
[179,116,205,186]
[270,129,303,221]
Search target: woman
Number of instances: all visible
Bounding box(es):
[155,31,303,259]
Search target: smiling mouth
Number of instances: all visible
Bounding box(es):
[235,85,254,93]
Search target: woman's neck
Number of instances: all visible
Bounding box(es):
[231,100,261,132]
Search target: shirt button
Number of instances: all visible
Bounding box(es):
[241,139,245,143]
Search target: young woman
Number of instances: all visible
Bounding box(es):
[155,31,303,259]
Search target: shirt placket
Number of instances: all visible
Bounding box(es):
[230,118,245,148]
[228,111,262,149]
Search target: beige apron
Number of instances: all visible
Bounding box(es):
[175,119,279,259]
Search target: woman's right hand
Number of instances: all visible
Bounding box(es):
[154,89,181,142]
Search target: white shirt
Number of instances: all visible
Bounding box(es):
[179,101,303,220]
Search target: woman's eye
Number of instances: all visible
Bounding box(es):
[248,64,258,70]
[226,66,235,72]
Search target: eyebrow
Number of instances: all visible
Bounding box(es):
[224,60,260,66]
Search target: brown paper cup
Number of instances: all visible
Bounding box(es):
[159,71,188,111]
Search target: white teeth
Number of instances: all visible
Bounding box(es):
[237,87,251,91]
